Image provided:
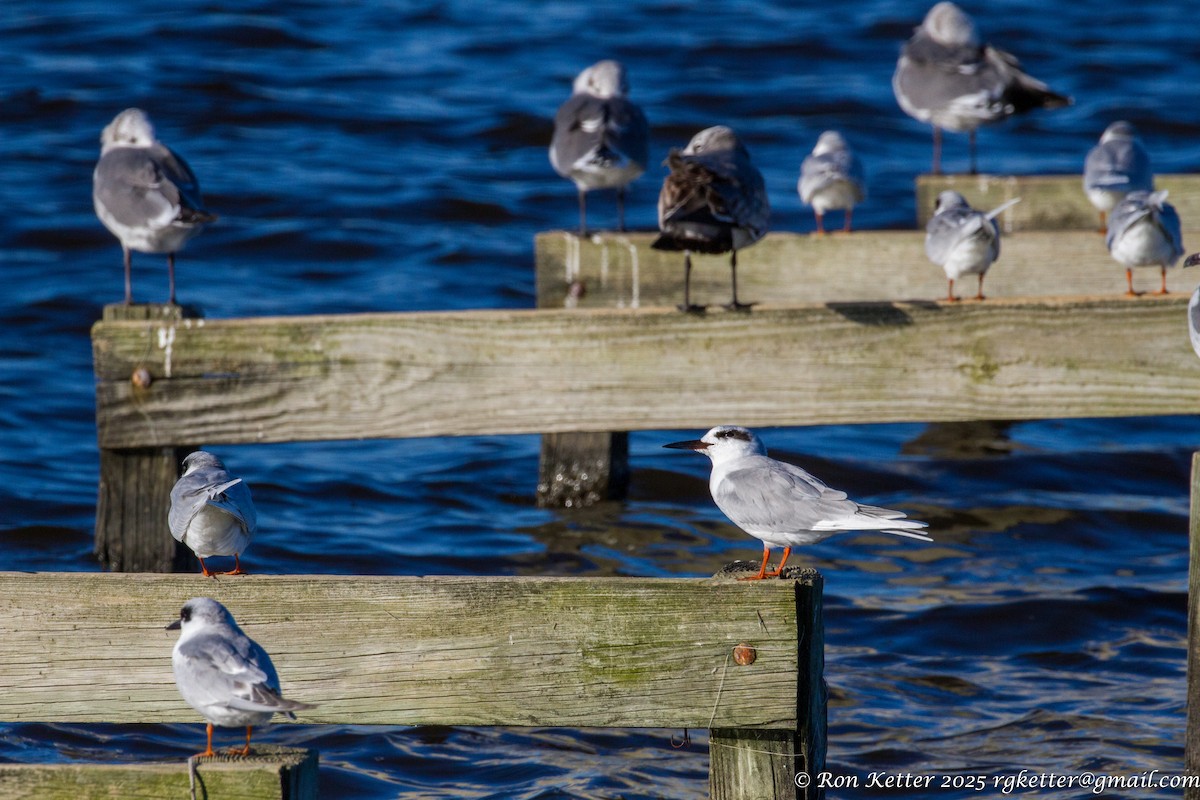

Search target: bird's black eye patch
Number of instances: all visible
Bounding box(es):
[180,606,192,623]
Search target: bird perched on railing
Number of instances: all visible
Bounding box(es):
[652,126,769,313]
[550,60,649,235]
[798,130,866,235]
[93,108,216,305]
[664,426,929,581]
[1083,121,1154,235]
[1106,190,1184,296]
[168,597,315,757]
[892,2,1071,175]
[924,190,1020,301]
[169,451,257,577]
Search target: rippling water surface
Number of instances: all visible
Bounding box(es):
[3,1,1199,796]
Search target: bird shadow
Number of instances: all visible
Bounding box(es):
[823,300,941,326]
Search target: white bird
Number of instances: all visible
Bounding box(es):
[664,426,930,581]
[93,108,216,305]
[549,60,649,234]
[925,190,1020,301]
[169,451,257,577]
[1184,253,1200,359]
[168,597,314,757]
[652,126,770,312]
[1083,121,1154,235]
[1106,190,1184,296]
[892,2,1071,175]
[798,131,866,235]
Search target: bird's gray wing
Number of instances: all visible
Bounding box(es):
[1153,195,1185,262]
[1106,197,1153,250]
[712,461,854,533]
[1085,140,1153,192]
[925,207,976,264]
[550,93,604,177]
[168,469,257,541]
[93,148,184,229]
[690,149,769,237]
[177,632,296,713]
[605,96,649,169]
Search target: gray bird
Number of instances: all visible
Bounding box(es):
[798,131,866,235]
[1083,121,1154,234]
[1106,190,1183,296]
[925,190,1020,301]
[664,426,929,581]
[1186,253,1200,358]
[652,126,770,313]
[892,2,1071,175]
[93,108,217,305]
[549,60,649,234]
[168,597,314,757]
[169,451,257,577]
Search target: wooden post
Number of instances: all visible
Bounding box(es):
[710,566,825,800]
[0,745,316,800]
[535,233,630,507]
[93,304,198,572]
[1186,452,1200,799]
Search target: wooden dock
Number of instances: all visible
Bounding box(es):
[0,569,824,800]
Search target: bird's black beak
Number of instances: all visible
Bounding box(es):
[1185,253,1200,268]
[166,619,181,631]
[663,439,708,451]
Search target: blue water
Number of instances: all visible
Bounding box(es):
[2,0,1198,796]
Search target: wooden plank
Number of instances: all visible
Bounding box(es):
[534,230,1193,310]
[1187,451,1200,800]
[93,296,1199,448]
[915,173,1200,231]
[0,572,814,729]
[0,746,316,800]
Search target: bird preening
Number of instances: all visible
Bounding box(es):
[664,426,930,581]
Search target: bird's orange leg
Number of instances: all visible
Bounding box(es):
[1097,210,1107,235]
[974,273,986,301]
[198,557,217,578]
[195,723,216,758]
[764,547,792,578]
[814,212,826,236]
[738,547,771,581]
[1125,268,1139,297]
[842,208,853,234]
[1156,266,1169,295]
[227,726,253,757]
[946,278,959,302]
[219,554,247,576]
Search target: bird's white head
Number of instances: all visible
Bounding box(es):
[1099,120,1138,144]
[574,60,629,99]
[100,108,157,152]
[663,425,767,463]
[682,125,743,157]
[813,130,849,156]
[166,596,238,637]
[933,189,971,215]
[180,450,225,477]
[924,2,979,48]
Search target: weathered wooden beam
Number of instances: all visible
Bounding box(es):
[0,746,316,800]
[94,304,198,573]
[916,173,1200,231]
[1187,451,1200,800]
[93,295,1199,448]
[0,571,816,731]
[536,431,628,508]
[534,230,1194,310]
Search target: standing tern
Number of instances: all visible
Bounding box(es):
[1106,190,1183,296]
[924,190,1020,301]
[168,597,314,757]
[1083,121,1154,235]
[798,130,866,235]
[169,451,257,577]
[664,426,930,581]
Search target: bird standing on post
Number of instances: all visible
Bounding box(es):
[664,426,929,581]
[924,190,1020,301]
[798,130,866,235]
[169,451,257,577]
[1106,190,1184,296]
[168,597,315,757]
[892,2,1071,175]
[93,108,216,305]
[652,126,769,313]
[1083,121,1154,235]
[549,60,649,235]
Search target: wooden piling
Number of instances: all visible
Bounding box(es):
[93,304,198,573]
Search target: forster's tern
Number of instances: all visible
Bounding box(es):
[925,190,1020,301]
[93,108,216,305]
[1083,121,1154,234]
[664,426,930,581]
[168,597,314,757]
[652,126,770,313]
[892,2,1071,174]
[550,60,649,234]
[798,131,866,235]
[169,451,257,577]
[1106,190,1183,296]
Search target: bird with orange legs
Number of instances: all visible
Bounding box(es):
[169,451,256,577]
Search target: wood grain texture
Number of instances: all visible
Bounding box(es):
[0,572,814,729]
[95,446,196,572]
[534,230,1194,309]
[93,296,1199,448]
[916,173,1200,231]
[0,747,316,800]
[1187,452,1200,800]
